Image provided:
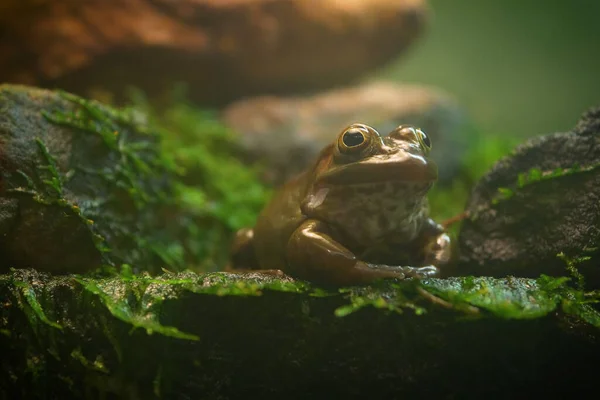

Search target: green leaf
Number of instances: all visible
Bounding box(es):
[12,280,63,330]
[75,278,199,341]
[422,277,560,319]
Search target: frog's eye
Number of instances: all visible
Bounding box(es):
[337,125,372,154]
[342,129,365,147]
[390,125,432,153]
[416,129,432,151]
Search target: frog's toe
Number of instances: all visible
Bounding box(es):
[411,265,439,278]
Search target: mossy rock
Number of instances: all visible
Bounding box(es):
[0,84,185,273]
[0,84,268,275]
[1,269,599,399]
[457,107,600,286]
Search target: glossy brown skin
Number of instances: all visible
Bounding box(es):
[230,124,451,286]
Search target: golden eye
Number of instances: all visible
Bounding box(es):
[337,125,372,154]
[342,129,365,147]
[391,125,432,153]
[417,128,432,151]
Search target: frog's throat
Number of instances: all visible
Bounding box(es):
[301,181,430,246]
[301,181,432,220]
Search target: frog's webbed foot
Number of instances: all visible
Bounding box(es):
[367,264,439,279]
[356,263,439,282]
[287,219,436,286]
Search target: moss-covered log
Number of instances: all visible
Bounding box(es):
[1,269,599,399]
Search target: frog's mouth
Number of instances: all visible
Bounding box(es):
[317,153,438,185]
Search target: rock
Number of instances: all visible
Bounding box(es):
[0,85,194,274]
[0,0,427,106]
[1,269,599,398]
[223,81,466,184]
[456,107,600,286]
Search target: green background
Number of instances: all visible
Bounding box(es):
[378,0,600,137]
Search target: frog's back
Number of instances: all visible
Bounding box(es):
[253,172,310,270]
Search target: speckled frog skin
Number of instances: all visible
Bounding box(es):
[230,124,451,286]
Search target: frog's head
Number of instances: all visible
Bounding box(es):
[301,123,437,244]
[313,123,436,186]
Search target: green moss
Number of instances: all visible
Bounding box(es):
[3,269,599,343]
[42,91,175,215]
[334,283,426,317]
[537,275,600,328]
[126,89,271,271]
[493,163,600,204]
[0,87,270,274]
[423,276,559,319]
[74,277,199,341]
[129,88,270,230]
[34,138,64,197]
[9,140,65,204]
[0,89,186,272]
[6,267,598,349]
[9,136,110,256]
[11,279,63,331]
[70,348,109,374]
[2,269,600,398]
[557,252,591,290]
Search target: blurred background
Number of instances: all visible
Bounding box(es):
[3,0,599,136]
[380,0,600,137]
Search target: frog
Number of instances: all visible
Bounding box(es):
[229,123,451,286]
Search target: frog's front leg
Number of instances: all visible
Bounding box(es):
[287,219,437,286]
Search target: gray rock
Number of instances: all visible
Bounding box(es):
[456,107,600,286]
[223,81,467,184]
